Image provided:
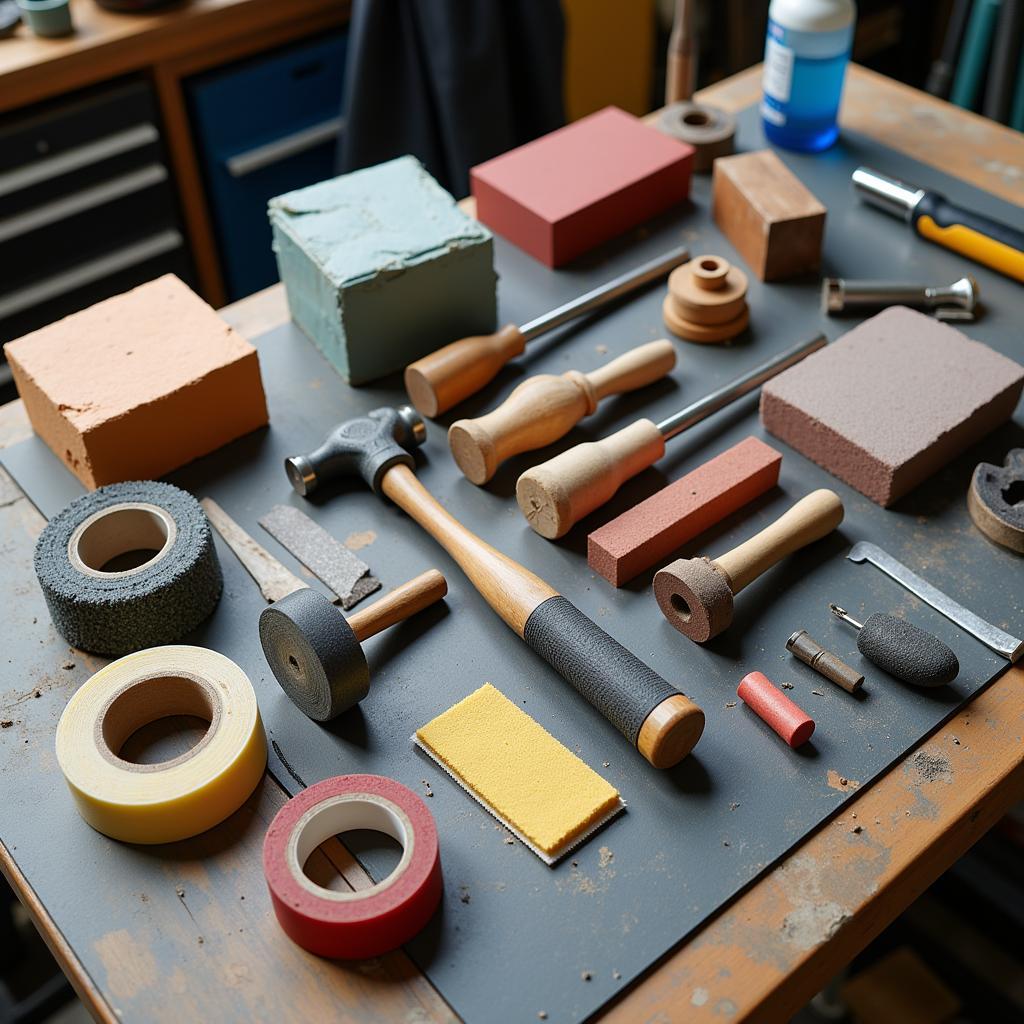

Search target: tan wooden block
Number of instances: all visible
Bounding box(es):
[712,150,826,281]
[4,275,268,488]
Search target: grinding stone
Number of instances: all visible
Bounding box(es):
[259,588,368,721]
[760,306,1024,506]
[259,505,379,609]
[34,481,222,655]
[859,613,960,688]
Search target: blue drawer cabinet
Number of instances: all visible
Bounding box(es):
[186,31,348,300]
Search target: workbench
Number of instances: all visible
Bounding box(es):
[1,65,1022,1023]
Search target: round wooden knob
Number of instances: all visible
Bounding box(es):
[663,255,749,343]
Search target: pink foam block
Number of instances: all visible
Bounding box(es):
[737,672,814,748]
[470,106,694,267]
[760,306,1024,507]
[588,436,782,587]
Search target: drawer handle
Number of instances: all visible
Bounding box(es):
[225,117,344,178]
[0,229,183,320]
[0,123,159,200]
[0,164,167,245]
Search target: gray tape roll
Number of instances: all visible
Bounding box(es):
[657,102,736,172]
[259,588,368,721]
[34,481,222,655]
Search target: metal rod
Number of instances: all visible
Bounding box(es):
[847,542,1024,662]
[656,333,827,440]
[823,276,977,315]
[519,245,691,342]
[829,604,863,630]
[852,167,925,222]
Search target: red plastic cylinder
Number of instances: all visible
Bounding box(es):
[737,671,815,748]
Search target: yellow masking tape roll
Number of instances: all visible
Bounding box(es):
[56,646,267,844]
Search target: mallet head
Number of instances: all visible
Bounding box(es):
[285,405,426,497]
[654,557,734,643]
[260,588,368,720]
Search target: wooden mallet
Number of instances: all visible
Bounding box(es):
[654,489,844,643]
[260,570,448,721]
[449,340,677,485]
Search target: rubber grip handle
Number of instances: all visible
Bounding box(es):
[915,193,1024,282]
[523,596,681,746]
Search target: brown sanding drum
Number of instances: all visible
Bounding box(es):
[663,255,749,343]
[657,102,736,172]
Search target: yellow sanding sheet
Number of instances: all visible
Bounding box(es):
[414,683,624,864]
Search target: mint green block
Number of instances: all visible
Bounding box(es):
[269,156,497,385]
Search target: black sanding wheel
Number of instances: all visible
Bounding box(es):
[968,449,1024,554]
[259,588,368,721]
[34,481,222,655]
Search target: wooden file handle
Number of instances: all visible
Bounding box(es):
[380,464,704,768]
[715,489,844,594]
[515,419,667,539]
[347,569,448,643]
[404,324,526,418]
[448,340,676,485]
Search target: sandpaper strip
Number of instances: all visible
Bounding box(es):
[259,505,379,609]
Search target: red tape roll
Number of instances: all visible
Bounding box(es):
[263,774,443,958]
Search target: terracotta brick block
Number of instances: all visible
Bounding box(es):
[712,150,825,281]
[4,275,268,488]
[588,436,782,586]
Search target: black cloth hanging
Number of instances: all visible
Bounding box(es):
[338,0,565,197]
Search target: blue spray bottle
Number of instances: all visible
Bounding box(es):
[761,0,856,152]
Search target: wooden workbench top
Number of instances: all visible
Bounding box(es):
[0,0,343,116]
[1,62,1022,1023]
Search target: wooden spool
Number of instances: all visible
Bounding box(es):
[663,255,749,343]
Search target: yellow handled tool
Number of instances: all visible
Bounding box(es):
[853,167,1024,283]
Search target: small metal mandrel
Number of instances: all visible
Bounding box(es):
[787,629,864,694]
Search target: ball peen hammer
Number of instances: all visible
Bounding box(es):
[285,406,705,769]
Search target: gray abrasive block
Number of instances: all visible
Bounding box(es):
[760,306,1024,506]
[259,505,379,609]
[269,155,497,385]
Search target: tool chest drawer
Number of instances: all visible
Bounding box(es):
[185,30,348,301]
[0,78,193,398]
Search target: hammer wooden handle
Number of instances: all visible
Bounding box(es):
[715,489,844,593]
[449,340,677,484]
[347,570,448,643]
[380,464,704,767]
[405,324,526,418]
[516,419,666,538]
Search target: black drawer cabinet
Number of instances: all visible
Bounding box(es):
[0,78,194,401]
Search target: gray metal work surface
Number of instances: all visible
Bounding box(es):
[2,105,1022,1023]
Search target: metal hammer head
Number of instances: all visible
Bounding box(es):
[654,557,734,643]
[285,405,426,497]
[259,589,368,721]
